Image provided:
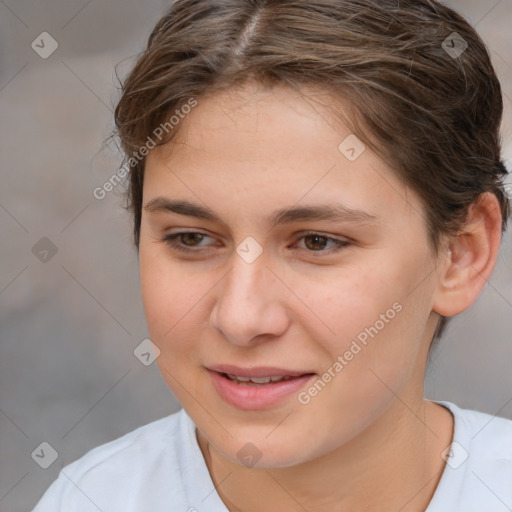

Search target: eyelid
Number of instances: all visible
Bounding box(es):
[298,230,351,244]
[161,230,215,252]
[293,231,351,253]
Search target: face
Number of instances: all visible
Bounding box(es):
[139,82,444,468]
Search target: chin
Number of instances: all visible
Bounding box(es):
[212,431,318,470]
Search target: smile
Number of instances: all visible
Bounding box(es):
[207,368,316,410]
[224,374,295,384]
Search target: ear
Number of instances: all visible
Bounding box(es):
[432,192,503,317]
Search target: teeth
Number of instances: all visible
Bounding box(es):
[227,373,250,382]
[225,374,292,384]
[250,376,271,383]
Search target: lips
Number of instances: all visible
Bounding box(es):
[206,364,316,410]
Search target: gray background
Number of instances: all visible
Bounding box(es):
[0,1,511,510]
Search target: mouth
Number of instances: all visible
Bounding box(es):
[206,365,317,410]
[207,363,314,379]
[220,372,311,385]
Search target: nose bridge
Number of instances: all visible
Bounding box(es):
[222,233,270,300]
[221,249,268,313]
[211,246,288,345]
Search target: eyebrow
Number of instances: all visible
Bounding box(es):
[143,197,380,228]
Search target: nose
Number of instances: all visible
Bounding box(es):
[209,251,290,347]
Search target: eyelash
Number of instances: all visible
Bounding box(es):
[160,231,350,255]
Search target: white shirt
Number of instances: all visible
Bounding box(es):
[32,400,512,511]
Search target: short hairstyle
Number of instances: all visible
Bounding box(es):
[114,0,510,342]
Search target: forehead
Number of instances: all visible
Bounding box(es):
[161,82,345,159]
[143,83,425,232]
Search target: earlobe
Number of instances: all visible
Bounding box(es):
[432,192,503,318]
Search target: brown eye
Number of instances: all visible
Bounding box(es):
[304,234,329,251]
[180,232,205,246]
[161,231,213,252]
[295,232,350,254]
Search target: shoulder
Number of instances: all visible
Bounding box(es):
[427,400,512,512]
[32,409,192,511]
[71,410,180,473]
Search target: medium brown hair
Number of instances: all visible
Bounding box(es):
[114,0,510,342]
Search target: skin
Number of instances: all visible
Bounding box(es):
[139,81,502,511]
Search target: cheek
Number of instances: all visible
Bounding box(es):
[293,253,431,386]
[139,246,203,344]
[289,258,406,346]
[139,250,209,400]
[285,261,430,456]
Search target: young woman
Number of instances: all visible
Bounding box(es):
[33,0,511,510]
